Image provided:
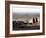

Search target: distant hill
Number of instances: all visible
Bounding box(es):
[13,12,40,19]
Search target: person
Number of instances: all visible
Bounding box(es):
[36,17,38,23]
[33,17,35,24]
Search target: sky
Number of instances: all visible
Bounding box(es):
[12,4,41,14]
[11,4,40,22]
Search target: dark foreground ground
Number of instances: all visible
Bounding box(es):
[13,21,40,31]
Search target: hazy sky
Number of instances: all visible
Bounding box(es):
[13,8,40,13]
[12,4,41,14]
